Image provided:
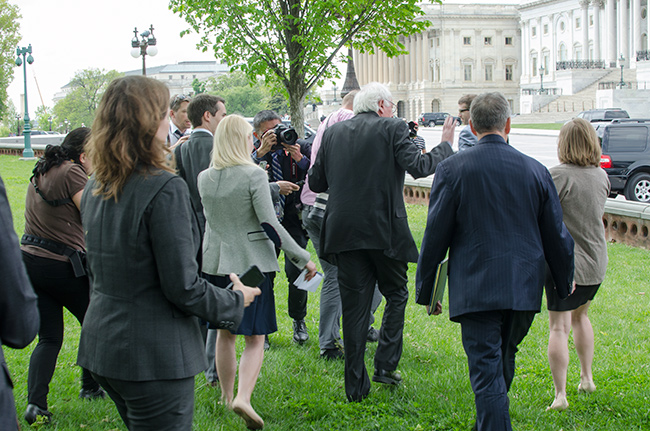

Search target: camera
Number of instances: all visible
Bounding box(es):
[271,124,298,151]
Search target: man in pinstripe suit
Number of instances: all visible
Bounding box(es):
[416,92,575,431]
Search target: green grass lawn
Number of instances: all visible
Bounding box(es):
[2,155,649,430]
[510,123,564,130]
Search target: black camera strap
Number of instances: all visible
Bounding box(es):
[30,175,73,207]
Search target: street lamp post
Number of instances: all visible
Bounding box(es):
[539,66,545,94]
[15,114,21,136]
[618,54,626,88]
[15,44,35,158]
[48,116,52,131]
[332,85,337,103]
[130,25,158,76]
[64,119,70,134]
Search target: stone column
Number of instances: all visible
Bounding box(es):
[633,0,642,58]
[521,21,528,81]
[422,31,429,82]
[593,0,603,60]
[373,48,380,82]
[620,0,629,63]
[607,0,617,66]
[581,0,590,60]
[406,36,413,86]
[383,51,389,84]
[377,50,384,83]
[415,33,422,82]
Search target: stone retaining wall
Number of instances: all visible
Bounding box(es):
[404,177,650,250]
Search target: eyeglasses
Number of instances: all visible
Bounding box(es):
[170,94,191,109]
[458,108,469,113]
[385,100,397,115]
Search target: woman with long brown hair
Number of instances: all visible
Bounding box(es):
[77,76,259,430]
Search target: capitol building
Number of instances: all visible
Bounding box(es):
[351,0,650,120]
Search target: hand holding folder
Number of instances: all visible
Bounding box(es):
[427,257,448,316]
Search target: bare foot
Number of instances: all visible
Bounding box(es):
[546,395,569,412]
[578,381,596,393]
[232,398,264,430]
[219,395,232,408]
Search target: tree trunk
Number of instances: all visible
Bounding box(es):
[287,83,307,138]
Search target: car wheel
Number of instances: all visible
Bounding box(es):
[624,173,650,202]
[428,121,435,127]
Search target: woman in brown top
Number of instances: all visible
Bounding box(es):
[545,118,610,412]
[21,128,105,425]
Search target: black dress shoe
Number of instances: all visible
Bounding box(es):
[320,348,344,360]
[24,403,52,425]
[292,319,309,344]
[367,327,379,342]
[79,386,106,400]
[372,369,402,385]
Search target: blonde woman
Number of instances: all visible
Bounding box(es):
[198,115,316,430]
[546,118,610,411]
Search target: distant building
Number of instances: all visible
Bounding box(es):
[353,3,521,120]
[53,61,230,103]
[123,61,230,97]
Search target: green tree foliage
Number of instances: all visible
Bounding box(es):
[207,71,282,117]
[34,105,52,131]
[192,78,206,95]
[0,98,21,136]
[52,68,122,130]
[0,0,21,122]
[169,0,434,136]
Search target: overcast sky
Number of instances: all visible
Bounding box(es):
[8,0,521,117]
[8,0,218,115]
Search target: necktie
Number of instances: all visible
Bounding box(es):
[174,129,184,139]
[271,152,285,222]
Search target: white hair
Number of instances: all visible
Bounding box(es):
[353,82,393,115]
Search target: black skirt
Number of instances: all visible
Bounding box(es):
[545,270,600,312]
[203,272,277,335]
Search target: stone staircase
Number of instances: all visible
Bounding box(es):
[513,68,638,124]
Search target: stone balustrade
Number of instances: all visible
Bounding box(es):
[404,176,650,250]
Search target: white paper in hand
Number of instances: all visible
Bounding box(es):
[295,269,323,292]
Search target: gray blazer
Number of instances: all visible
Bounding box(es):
[198,164,310,276]
[78,169,245,381]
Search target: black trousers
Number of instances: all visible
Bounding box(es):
[457,310,537,431]
[91,374,194,431]
[22,252,99,409]
[278,212,309,321]
[336,249,408,402]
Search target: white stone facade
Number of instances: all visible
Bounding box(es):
[354,3,521,119]
[352,1,650,117]
[519,0,650,91]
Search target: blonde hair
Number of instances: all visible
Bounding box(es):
[86,76,173,201]
[211,115,258,170]
[557,118,601,167]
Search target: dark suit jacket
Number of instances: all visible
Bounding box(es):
[308,111,453,263]
[0,177,38,430]
[78,169,245,381]
[415,134,575,320]
[175,129,213,238]
[256,139,311,218]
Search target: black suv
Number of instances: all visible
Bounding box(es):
[419,112,450,127]
[599,119,650,202]
[577,108,629,122]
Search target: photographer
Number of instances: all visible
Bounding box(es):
[252,110,312,346]
[408,121,426,154]
[21,128,104,425]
